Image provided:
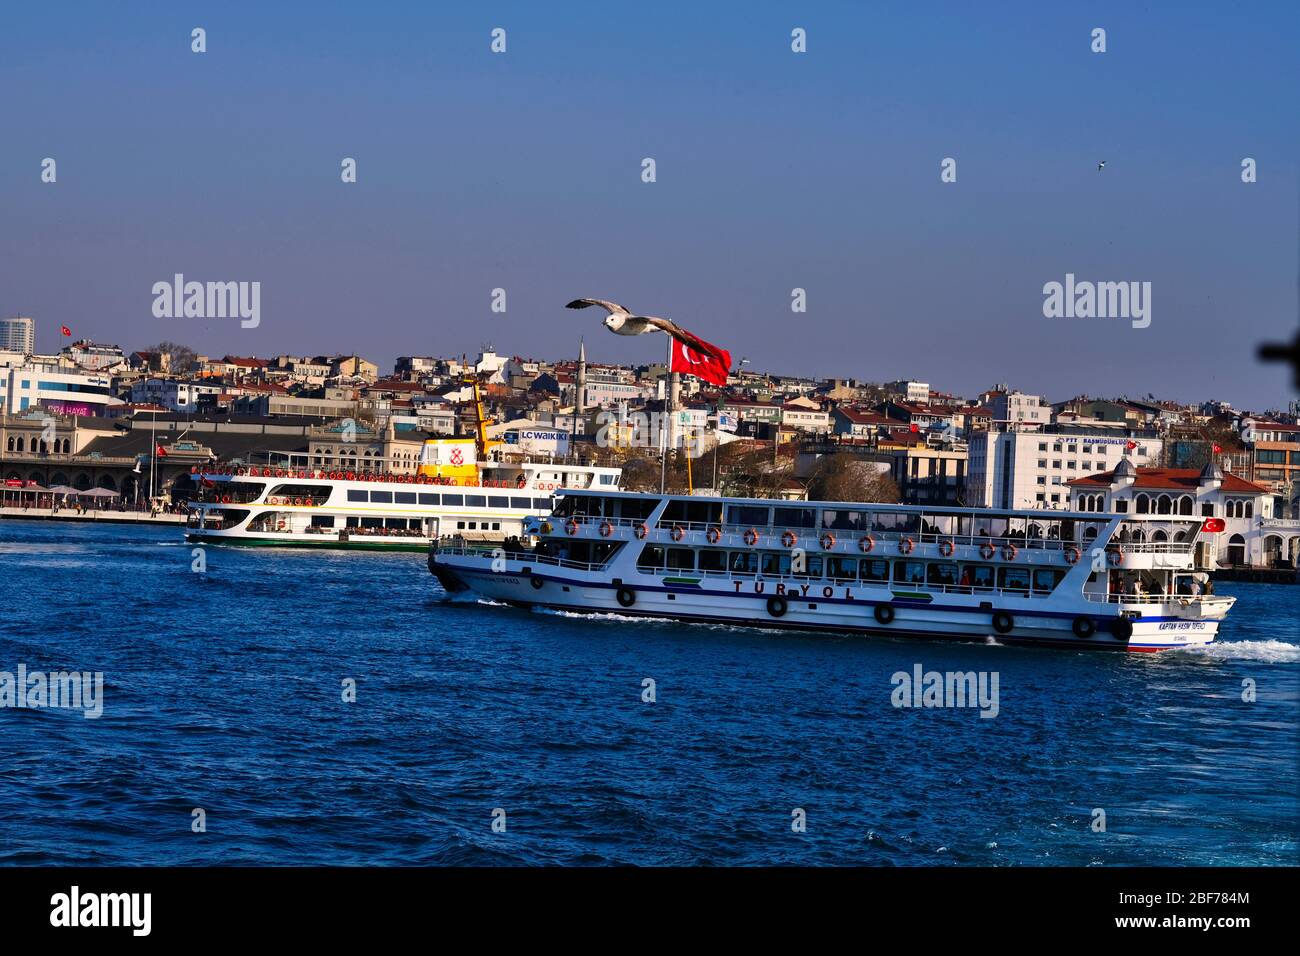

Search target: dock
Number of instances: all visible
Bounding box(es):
[0,507,186,526]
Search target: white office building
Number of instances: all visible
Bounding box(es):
[0,364,122,416]
[967,428,1163,510]
[0,317,35,355]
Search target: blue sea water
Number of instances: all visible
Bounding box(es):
[0,519,1296,866]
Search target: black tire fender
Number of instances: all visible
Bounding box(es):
[1110,616,1134,640]
[766,595,788,618]
[529,575,544,590]
[992,611,1015,634]
[616,587,636,608]
[1072,616,1096,638]
[874,604,895,625]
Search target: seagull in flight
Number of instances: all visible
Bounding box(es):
[1097,160,1106,171]
[566,297,693,342]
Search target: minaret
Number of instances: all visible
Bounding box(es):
[576,338,587,410]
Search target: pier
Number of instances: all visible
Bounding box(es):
[0,507,185,526]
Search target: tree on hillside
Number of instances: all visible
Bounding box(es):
[806,453,899,503]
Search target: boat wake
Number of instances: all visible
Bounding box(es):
[1166,639,1300,663]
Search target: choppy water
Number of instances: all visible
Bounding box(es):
[1,519,1296,866]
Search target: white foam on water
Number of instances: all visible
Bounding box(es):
[1167,639,1300,664]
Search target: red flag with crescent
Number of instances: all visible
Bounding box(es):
[668,329,730,387]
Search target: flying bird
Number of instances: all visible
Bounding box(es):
[565,298,688,338]
[1097,161,1106,171]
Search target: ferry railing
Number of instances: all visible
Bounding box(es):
[647,565,1065,599]
[434,542,613,573]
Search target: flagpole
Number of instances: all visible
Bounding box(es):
[149,412,156,507]
[660,332,670,494]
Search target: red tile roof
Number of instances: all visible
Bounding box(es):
[1066,467,1268,494]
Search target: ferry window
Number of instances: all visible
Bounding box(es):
[310,515,335,528]
[860,559,890,582]
[729,551,758,575]
[510,497,530,509]
[467,522,477,530]
[893,561,926,584]
[636,545,666,570]
[345,517,359,528]
[664,500,718,524]
[827,557,857,580]
[727,505,771,528]
[967,565,996,589]
[394,492,417,505]
[443,494,464,506]
[466,495,486,508]
[618,497,658,520]
[927,563,958,587]
[419,493,439,505]
[347,490,366,502]
[1032,569,1063,593]
[793,555,824,578]
[533,498,552,510]
[998,567,1032,591]
[370,491,393,504]
[822,510,866,531]
[699,549,727,572]
[666,548,695,570]
[491,522,500,531]
[774,507,817,529]
[761,552,792,576]
[489,496,508,509]
[599,474,617,485]
[361,517,383,529]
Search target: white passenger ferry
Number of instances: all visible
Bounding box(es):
[185,441,621,552]
[429,489,1236,651]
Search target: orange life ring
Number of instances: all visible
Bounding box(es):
[744,528,759,547]
[819,532,835,550]
[706,526,722,544]
[898,537,914,555]
[599,521,613,538]
[346,472,355,481]
[1001,543,1018,561]
[221,495,231,504]
[635,523,649,540]
[782,530,798,548]
[1064,545,1081,565]
[939,540,955,557]
[858,535,875,553]
[979,542,996,560]
[671,525,686,542]
[565,519,579,536]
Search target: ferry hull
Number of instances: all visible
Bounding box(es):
[187,531,428,553]
[430,555,1221,653]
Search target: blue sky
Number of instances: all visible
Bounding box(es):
[2,1,1297,410]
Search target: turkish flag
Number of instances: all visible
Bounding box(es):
[60,325,71,336]
[668,330,730,386]
[155,444,168,457]
[1212,443,1222,454]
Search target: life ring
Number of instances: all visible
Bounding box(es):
[938,540,955,557]
[819,532,835,550]
[1107,549,1122,567]
[516,476,527,488]
[275,469,284,478]
[706,526,722,544]
[221,495,231,504]
[992,611,1015,634]
[781,530,798,548]
[539,521,553,535]
[874,604,895,625]
[671,525,686,542]
[276,520,287,531]
[616,587,636,608]
[766,595,788,618]
[1110,617,1133,640]
[1072,616,1096,638]
[1001,543,1018,561]
[599,521,614,538]
[744,528,759,547]
[1064,545,1081,565]
[858,535,875,554]
[634,523,649,540]
[898,537,914,555]
[346,472,355,481]
[979,542,996,560]
[565,519,579,536]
